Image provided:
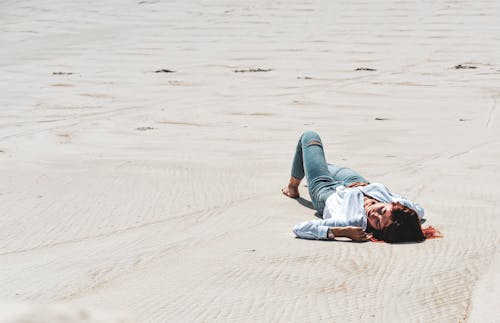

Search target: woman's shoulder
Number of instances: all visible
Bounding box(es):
[359,183,393,199]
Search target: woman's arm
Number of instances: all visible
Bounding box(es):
[293,219,370,242]
[293,219,331,240]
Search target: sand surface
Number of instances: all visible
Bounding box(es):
[1,0,499,322]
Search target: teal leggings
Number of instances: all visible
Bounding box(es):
[291,131,368,213]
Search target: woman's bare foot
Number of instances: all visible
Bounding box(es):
[281,177,301,198]
[282,185,300,198]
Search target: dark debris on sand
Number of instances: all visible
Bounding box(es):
[454,64,477,69]
[355,67,376,71]
[136,126,155,131]
[234,68,272,73]
[155,69,175,73]
[52,72,74,75]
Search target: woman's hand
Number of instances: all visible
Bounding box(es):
[331,226,371,242]
[345,227,371,242]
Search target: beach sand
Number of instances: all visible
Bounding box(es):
[1,0,499,321]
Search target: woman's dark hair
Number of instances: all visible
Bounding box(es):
[372,202,426,243]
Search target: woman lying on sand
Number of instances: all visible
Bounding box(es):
[283,131,429,243]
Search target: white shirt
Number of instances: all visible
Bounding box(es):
[293,183,424,240]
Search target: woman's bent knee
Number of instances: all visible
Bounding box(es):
[301,131,322,147]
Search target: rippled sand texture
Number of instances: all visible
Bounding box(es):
[1,0,499,322]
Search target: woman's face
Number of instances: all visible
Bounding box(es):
[366,202,394,230]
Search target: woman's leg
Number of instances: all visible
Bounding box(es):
[283,131,337,212]
[327,163,369,186]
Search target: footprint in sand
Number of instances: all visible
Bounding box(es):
[57,133,71,143]
[51,83,74,87]
[168,80,185,86]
